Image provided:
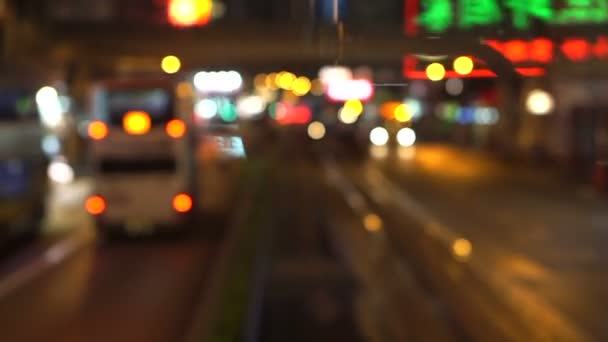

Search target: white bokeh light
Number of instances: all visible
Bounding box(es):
[526,89,554,115]
[396,127,417,147]
[370,127,389,146]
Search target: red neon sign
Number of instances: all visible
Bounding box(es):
[403,36,608,80]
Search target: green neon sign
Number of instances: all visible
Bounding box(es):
[416,0,608,32]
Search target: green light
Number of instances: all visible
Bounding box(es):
[553,0,608,24]
[219,101,237,122]
[459,0,503,28]
[504,0,553,30]
[418,0,453,33]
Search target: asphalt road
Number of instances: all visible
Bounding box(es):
[337,143,608,341]
[0,225,217,342]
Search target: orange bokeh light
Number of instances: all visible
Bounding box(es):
[88,121,108,140]
[168,0,212,27]
[86,196,106,215]
[173,194,193,213]
[166,119,187,138]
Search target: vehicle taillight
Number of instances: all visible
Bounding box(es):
[88,121,108,140]
[123,111,151,135]
[166,119,187,138]
[173,193,193,213]
[85,195,106,215]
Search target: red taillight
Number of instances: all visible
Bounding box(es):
[166,119,187,138]
[86,195,106,215]
[173,193,193,213]
[88,121,108,140]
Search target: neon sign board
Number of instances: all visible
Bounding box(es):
[403,36,608,79]
[408,0,608,34]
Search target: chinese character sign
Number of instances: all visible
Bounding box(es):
[414,0,608,33]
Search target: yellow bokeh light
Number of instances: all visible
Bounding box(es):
[394,104,413,122]
[278,72,296,90]
[344,99,363,116]
[453,56,474,76]
[292,76,312,96]
[338,107,358,124]
[452,238,472,261]
[161,55,181,74]
[363,213,383,232]
[426,63,445,81]
[123,111,151,135]
[254,74,267,90]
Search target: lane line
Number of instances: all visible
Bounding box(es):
[0,230,94,299]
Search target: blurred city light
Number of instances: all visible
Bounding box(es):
[370,127,389,146]
[195,99,218,119]
[380,101,400,120]
[363,213,383,232]
[338,107,359,124]
[161,55,181,74]
[473,107,500,125]
[194,71,243,93]
[218,100,238,122]
[88,121,108,140]
[173,193,194,213]
[394,104,413,122]
[453,56,474,75]
[327,79,374,101]
[405,99,423,121]
[452,238,473,261]
[397,128,417,147]
[41,135,61,156]
[237,95,266,118]
[278,72,297,90]
[36,86,63,128]
[292,76,312,96]
[526,89,554,115]
[344,99,363,116]
[307,121,326,140]
[168,0,212,27]
[426,63,446,81]
[123,111,152,135]
[48,158,74,184]
[319,66,353,85]
[166,119,187,138]
[275,103,312,125]
[445,78,464,96]
[85,195,106,215]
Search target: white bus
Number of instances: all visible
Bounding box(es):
[85,79,196,236]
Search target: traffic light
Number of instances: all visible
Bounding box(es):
[167,0,212,27]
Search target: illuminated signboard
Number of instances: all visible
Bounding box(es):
[403,36,608,79]
[406,0,608,34]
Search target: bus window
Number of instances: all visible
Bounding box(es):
[105,88,174,126]
[98,158,177,174]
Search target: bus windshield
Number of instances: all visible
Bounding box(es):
[105,88,174,125]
